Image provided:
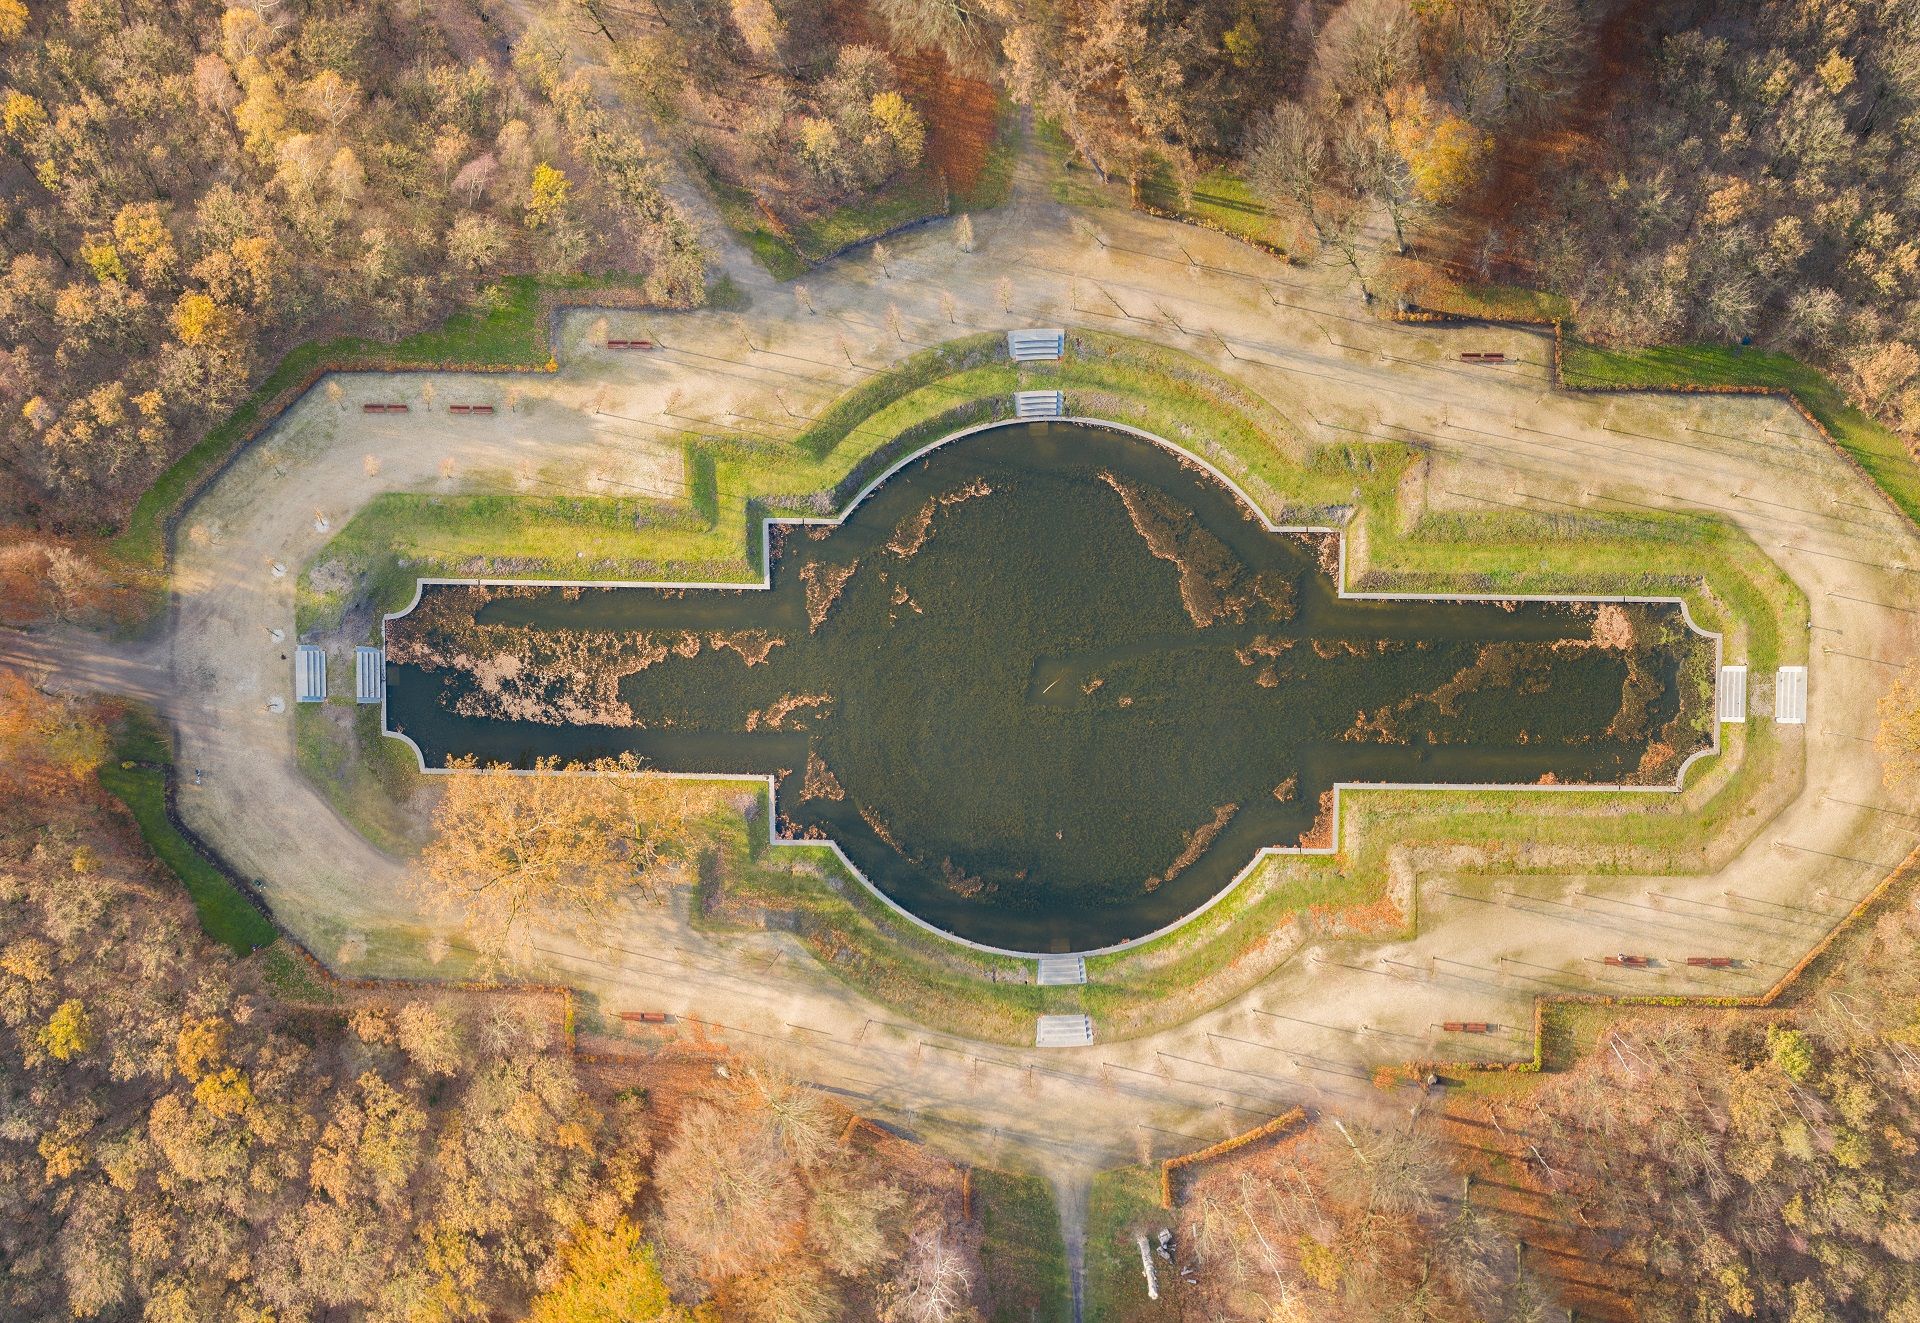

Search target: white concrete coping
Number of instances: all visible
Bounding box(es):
[378,415,1726,961]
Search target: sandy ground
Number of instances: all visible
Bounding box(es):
[11,135,1920,1289]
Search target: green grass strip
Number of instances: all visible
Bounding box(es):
[99,709,278,955]
[975,1168,1072,1323]
[1083,1166,1164,1323]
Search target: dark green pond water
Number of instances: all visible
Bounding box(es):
[386,422,1710,952]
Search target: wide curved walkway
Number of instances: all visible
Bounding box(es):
[18,148,1920,1204]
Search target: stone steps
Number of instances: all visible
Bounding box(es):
[1015,390,1065,419]
[1035,1014,1094,1048]
[1007,328,1066,362]
[1776,665,1807,724]
[1036,954,1088,986]
[1717,664,1747,723]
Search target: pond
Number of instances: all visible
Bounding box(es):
[384,421,1715,953]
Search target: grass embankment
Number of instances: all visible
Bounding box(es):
[1084,1166,1171,1323]
[98,707,278,955]
[973,1169,1073,1323]
[304,328,1804,1045]
[293,701,431,855]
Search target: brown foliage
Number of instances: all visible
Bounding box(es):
[414,753,697,950]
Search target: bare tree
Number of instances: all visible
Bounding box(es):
[1315,0,1420,122]
[656,1102,801,1281]
[1246,102,1332,238]
[873,0,993,71]
[1458,0,1581,120]
[881,1220,982,1323]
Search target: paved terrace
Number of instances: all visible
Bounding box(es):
[11,151,1918,1208]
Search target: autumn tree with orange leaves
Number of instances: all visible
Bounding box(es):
[414,753,698,949]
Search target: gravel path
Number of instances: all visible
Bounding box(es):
[12,134,1919,1230]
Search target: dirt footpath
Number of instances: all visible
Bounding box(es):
[38,136,1919,1205]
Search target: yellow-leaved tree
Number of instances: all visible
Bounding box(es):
[414,754,695,949]
[527,1220,710,1323]
[1878,673,1920,797]
[527,162,571,229]
[1387,88,1492,207]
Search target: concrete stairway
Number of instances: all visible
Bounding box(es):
[1037,954,1088,986]
[1015,390,1065,419]
[1035,1014,1094,1047]
[1007,328,1066,361]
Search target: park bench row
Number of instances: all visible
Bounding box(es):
[618,1010,672,1024]
[1459,351,1508,364]
[362,402,494,414]
[1605,954,1738,968]
[605,337,654,349]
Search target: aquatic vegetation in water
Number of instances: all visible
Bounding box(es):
[387,424,1713,950]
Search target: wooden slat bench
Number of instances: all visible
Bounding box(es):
[1686,956,1735,968]
[1604,954,1652,968]
[618,1011,672,1024]
[1459,351,1508,364]
[447,404,495,415]
[1442,1021,1494,1034]
[605,338,654,350]
[360,403,410,413]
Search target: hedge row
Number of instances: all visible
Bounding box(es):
[1159,1105,1309,1208]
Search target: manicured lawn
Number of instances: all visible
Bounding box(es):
[1083,1167,1175,1323]
[1138,164,1292,251]
[975,1169,1072,1323]
[1415,280,1573,323]
[787,164,951,262]
[99,708,278,955]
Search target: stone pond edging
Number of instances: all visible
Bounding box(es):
[378,413,1724,963]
